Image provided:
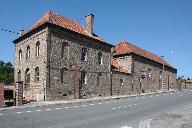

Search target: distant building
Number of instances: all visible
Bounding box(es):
[111,41,177,95]
[13,11,177,101]
[0,83,15,108]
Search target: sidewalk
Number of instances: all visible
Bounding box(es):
[0,90,176,111]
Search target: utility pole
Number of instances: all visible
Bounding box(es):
[161,56,165,92]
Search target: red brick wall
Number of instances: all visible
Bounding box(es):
[0,83,4,108]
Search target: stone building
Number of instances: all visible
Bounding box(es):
[13,11,177,101]
[111,41,177,95]
[13,11,113,101]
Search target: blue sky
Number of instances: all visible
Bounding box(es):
[0,0,191,78]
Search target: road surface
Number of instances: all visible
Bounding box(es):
[0,90,192,128]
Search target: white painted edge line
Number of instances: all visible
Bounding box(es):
[121,126,133,128]
[65,107,69,109]
[16,112,22,114]
[56,108,61,110]
[46,109,51,111]
[163,94,166,95]
[36,110,42,112]
[98,103,102,104]
[26,111,31,113]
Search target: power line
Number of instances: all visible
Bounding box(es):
[1,28,19,35]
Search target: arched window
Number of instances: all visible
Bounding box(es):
[81,70,87,85]
[18,70,21,81]
[26,46,30,60]
[35,67,40,82]
[98,52,103,65]
[25,68,30,84]
[19,50,22,62]
[36,42,40,56]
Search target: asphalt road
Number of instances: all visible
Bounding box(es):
[0,90,192,128]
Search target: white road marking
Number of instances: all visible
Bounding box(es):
[65,107,69,109]
[149,95,152,97]
[128,105,132,107]
[163,94,166,95]
[128,99,131,100]
[171,93,173,95]
[118,107,122,109]
[106,101,110,104]
[90,104,94,106]
[190,90,192,92]
[98,103,102,105]
[74,106,78,108]
[181,95,183,96]
[82,105,86,107]
[134,104,137,106]
[36,110,42,112]
[16,112,22,114]
[184,91,187,92]
[135,97,139,99]
[156,95,159,96]
[177,92,180,93]
[26,111,31,113]
[112,107,116,110]
[142,97,145,98]
[56,108,60,110]
[123,106,127,108]
[46,109,51,111]
[113,101,117,103]
[0,114,3,116]
[121,126,133,128]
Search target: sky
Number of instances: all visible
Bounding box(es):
[0,0,191,78]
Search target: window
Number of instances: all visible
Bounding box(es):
[35,67,40,82]
[18,70,21,81]
[19,50,22,62]
[25,68,30,84]
[81,48,87,61]
[60,69,63,83]
[61,42,68,58]
[26,46,30,60]
[148,69,152,78]
[98,52,103,65]
[120,79,124,86]
[36,42,40,56]
[81,70,87,85]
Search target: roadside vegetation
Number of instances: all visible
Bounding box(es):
[0,60,14,84]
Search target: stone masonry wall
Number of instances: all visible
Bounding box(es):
[133,55,177,93]
[14,28,48,101]
[112,72,133,95]
[46,27,112,101]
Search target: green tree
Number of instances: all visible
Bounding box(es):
[0,60,14,84]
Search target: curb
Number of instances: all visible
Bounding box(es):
[0,90,178,111]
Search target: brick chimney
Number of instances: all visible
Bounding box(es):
[85,14,94,36]
[19,28,25,36]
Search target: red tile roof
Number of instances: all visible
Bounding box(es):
[114,41,172,68]
[111,59,129,73]
[19,11,110,46]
